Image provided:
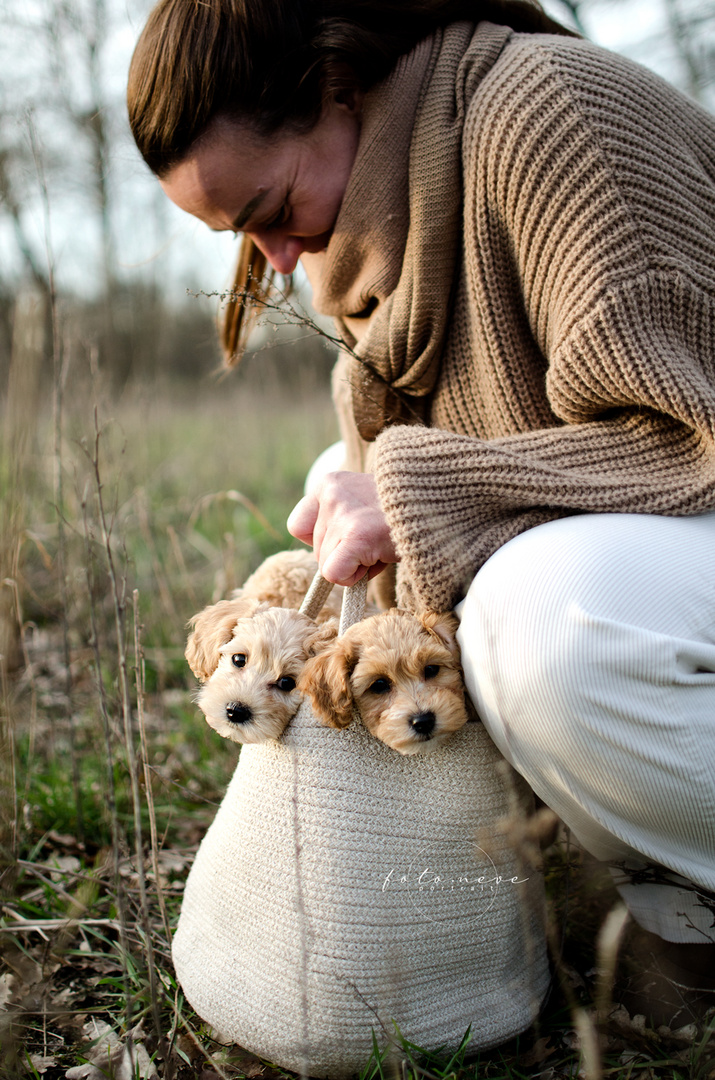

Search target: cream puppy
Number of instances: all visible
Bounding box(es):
[186,596,336,744]
[185,548,340,745]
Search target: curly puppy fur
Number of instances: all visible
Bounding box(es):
[298,609,469,755]
[236,549,344,623]
[185,550,339,745]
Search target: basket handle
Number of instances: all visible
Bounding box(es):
[299,569,367,634]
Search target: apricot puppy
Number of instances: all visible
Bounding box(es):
[299,609,469,755]
[186,594,336,745]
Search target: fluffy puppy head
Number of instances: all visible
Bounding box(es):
[186,596,263,683]
[299,609,468,755]
[186,598,336,744]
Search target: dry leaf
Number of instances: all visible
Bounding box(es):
[519,1036,556,1066]
[30,1055,58,1074]
[65,1018,158,1079]
[0,972,13,1009]
[43,854,82,880]
[671,1023,698,1043]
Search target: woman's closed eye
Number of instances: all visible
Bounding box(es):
[264,202,290,230]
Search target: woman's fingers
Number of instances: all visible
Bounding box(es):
[287,471,398,586]
[320,545,371,587]
[286,493,319,546]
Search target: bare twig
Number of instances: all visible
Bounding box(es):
[595,903,630,1017]
[28,111,85,846]
[200,280,426,428]
[82,485,133,1019]
[133,590,172,945]
[663,0,709,103]
[0,912,125,933]
[3,576,38,817]
[88,408,162,1037]
[0,650,18,863]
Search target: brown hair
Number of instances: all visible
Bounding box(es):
[128,0,576,363]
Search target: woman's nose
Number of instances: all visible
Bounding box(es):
[250,232,304,275]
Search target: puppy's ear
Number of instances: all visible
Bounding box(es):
[304,621,339,658]
[419,610,462,660]
[298,639,357,729]
[185,597,262,681]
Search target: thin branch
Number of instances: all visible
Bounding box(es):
[82,484,133,1020]
[199,281,427,429]
[27,109,85,847]
[133,590,172,946]
[88,407,162,1037]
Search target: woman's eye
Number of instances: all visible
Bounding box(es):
[266,202,289,229]
[368,677,392,695]
[231,654,247,668]
[276,675,296,692]
[424,665,440,680]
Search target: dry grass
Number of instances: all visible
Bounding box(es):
[0,299,713,1079]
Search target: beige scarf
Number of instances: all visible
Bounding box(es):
[309,21,513,441]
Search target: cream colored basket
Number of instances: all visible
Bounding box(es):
[173,580,549,1078]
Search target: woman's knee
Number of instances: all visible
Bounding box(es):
[456,518,601,734]
[456,513,715,758]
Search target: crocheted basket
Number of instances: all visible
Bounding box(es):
[173,582,549,1078]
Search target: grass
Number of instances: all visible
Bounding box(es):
[1,327,713,1079]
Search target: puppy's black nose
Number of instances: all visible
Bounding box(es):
[410,711,436,736]
[226,702,252,725]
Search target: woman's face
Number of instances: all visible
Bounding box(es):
[160,99,362,275]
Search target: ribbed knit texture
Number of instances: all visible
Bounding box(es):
[173,573,549,1076]
[172,701,549,1078]
[313,26,715,612]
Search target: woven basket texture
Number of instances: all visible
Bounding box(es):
[173,696,550,1078]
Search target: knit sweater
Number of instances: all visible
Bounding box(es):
[309,24,715,613]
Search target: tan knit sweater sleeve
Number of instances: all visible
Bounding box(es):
[374,36,715,613]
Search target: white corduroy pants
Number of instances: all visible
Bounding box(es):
[455,511,715,943]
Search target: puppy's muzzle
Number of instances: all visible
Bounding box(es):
[226,702,253,725]
[409,711,436,737]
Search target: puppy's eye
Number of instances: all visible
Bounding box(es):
[231,654,247,668]
[276,675,296,692]
[424,665,440,680]
[368,677,392,695]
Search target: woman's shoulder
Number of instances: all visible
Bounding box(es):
[467,27,714,152]
[464,26,715,201]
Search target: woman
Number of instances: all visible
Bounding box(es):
[128,0,715,1012]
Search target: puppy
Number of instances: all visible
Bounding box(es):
[298,609,469,755]
[236,548,343,623]
[185,551,338,744]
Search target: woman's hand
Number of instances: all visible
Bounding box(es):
[287,471,399,586]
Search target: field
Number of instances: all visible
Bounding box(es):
[0,320,713,1079]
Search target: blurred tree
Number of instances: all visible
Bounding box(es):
[662,0,715,105]
[0,0,713,388]
[545,0,715,108]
